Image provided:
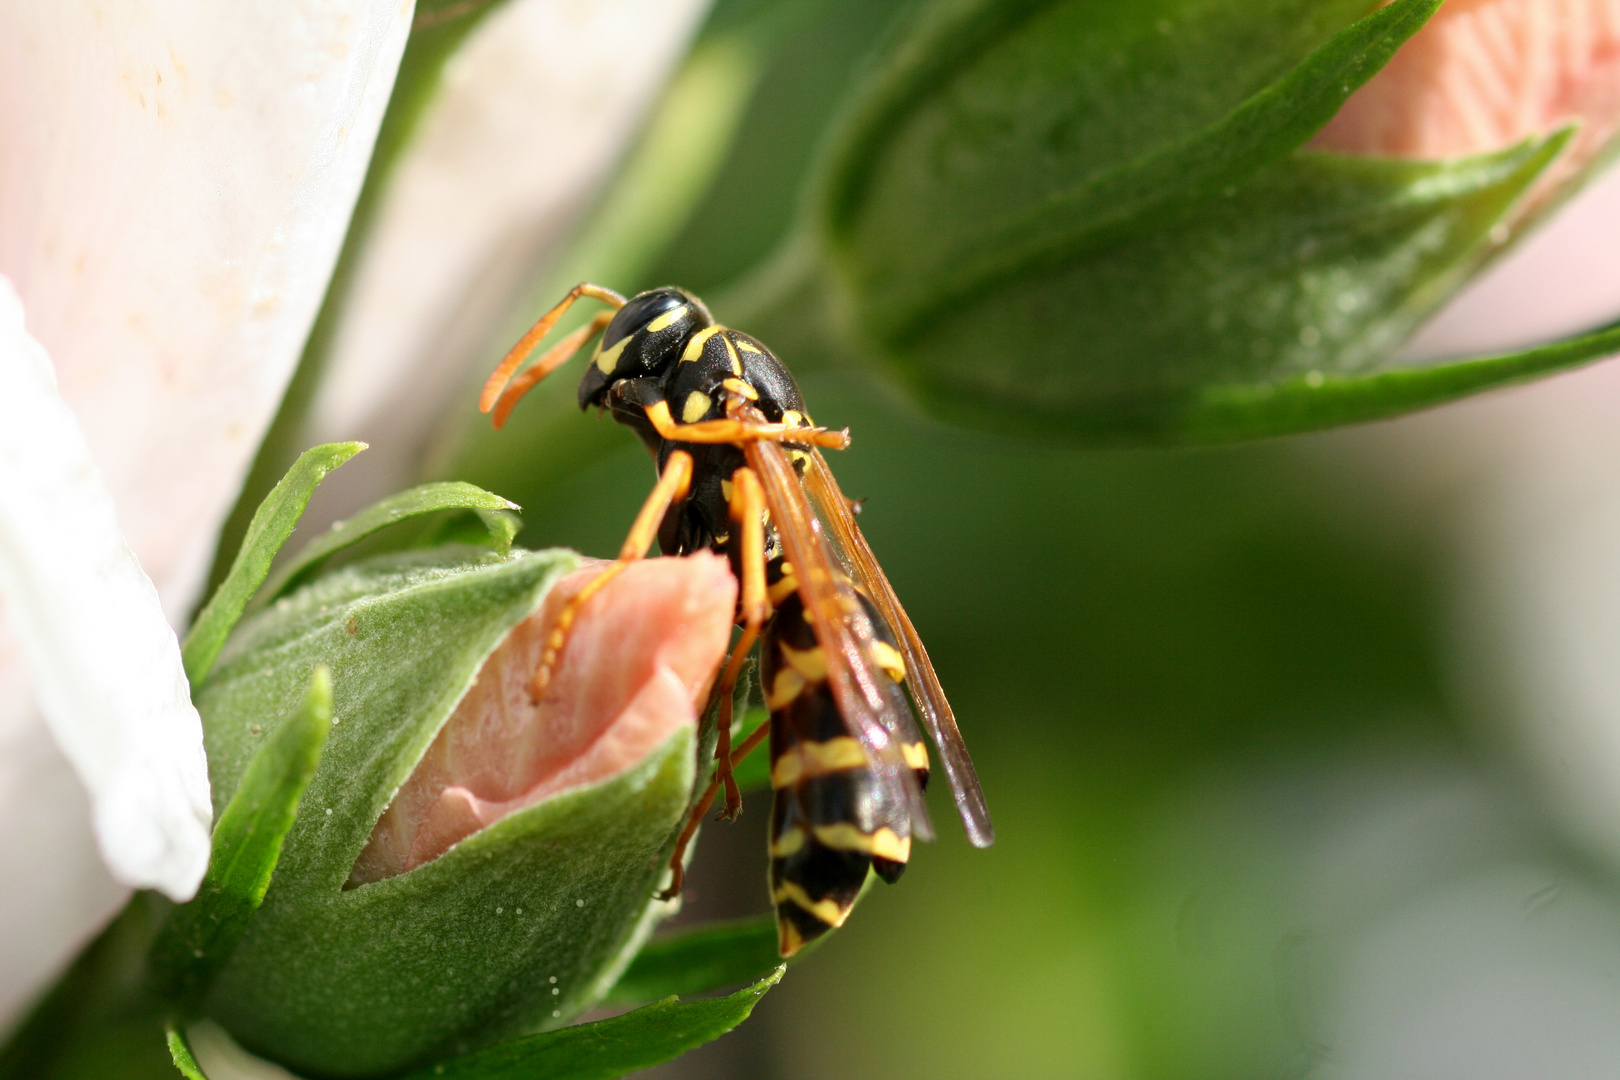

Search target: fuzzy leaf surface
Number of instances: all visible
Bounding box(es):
[194,548,698,1077]
[255,482,519,607]
[182,442,363,686]
[149,667,333,1006]
[400,969,782,1080]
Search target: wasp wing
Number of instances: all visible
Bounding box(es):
[742,434,935,843]
[801,448,994,848]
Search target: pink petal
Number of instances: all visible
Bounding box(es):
[1313,0,1620,196]
[350,552,736,884]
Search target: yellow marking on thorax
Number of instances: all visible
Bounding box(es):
[812,823,911,862]
[723,333,743,375]
[680,325,722,363]
[721,477,734,501]
[773,880,852,926]
[681,390,712,423]
[646,305,687,333]
[594,334,630,374]
[902,741,929,771]
[869,639,906,683]
[770,827,806,857]
[721,377,758,400]
[778,641,827,682]
[766,666,805,711]
[735,338,763,354]
[771,736,867,788]
[780,409,804,427]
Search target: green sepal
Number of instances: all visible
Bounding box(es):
[165,1020,207,1080]
[193,547,703,1077]
[399,968,783,1080]
[182,442,364,686]
[826,0,1442,343]
[892,131,1571,440]
[148,667,333,1007]
[254,481,520,608]
[600,915,784,1008]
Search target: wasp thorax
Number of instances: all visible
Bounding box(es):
[577,287,713,409]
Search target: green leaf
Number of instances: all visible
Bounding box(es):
[892,134,1569,440]
[165,1021,207,1080]
[824,0,1440,343]
[1187,313,1620,440]
[182,442,363,686]
[729,707,772,795]
[254,482,519,607]
[194,548,702,1077]
[600,915,782,1008]
[400,968,783,1080]
[149,667,333,1006]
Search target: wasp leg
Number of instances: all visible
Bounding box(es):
[712,467,770,820]
[643,400,851,451]
[529,449,694,699]
[481,282,625,416]
[490,310,615,429]
[657,719,773,901]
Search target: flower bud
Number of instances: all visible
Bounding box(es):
[191,545,735,1077]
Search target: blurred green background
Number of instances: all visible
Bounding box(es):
[424,0,1620,1076]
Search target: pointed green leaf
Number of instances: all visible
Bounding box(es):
[890,132,1569,440]
[821,0,1436,341]
[165,1020,208,1080]
[600,915,782,1009]
[1188,315,1620,440]
[254,482,519,607]
[182,442,363,686]
[149,667,332,1006]
[401,968,783,1080]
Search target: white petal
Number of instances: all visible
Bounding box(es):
[308,0,710,488]
[0,278,211,899]
[0,0,413,613]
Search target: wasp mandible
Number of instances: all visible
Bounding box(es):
[480,283,993,956]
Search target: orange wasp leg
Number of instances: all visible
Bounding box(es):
[656,719,773,902]
[643,400,850,451]
[712,467,770,820]
[490,310,616,429]
[528,449,694,700]
[480,282,625,417]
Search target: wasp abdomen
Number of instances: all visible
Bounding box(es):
[762,587,929,956]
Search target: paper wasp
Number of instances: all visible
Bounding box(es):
[480,283,993,955]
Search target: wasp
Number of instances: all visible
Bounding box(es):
[480,283,993,955]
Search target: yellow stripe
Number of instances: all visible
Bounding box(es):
[723,334,743,375]
[770,827,806,857]
[778,918,806,957]
[771,736,867,788]
[779,641,826,682]
[812,824,911,862]
[593,334,629,374]
[773,880,851,926]
[766,666,805,711]
[768,569,797,606]
[721,377,758,400]
[645,305,687,333]
[681,390,712,423]
[870,640,906,683]
[680,325,721,363]
[736,338,762,354]
[902,741,929,771]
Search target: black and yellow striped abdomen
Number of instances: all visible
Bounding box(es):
[761,565,929,956]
